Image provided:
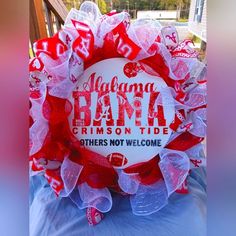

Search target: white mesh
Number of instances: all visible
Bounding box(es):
[159,148,190,196]
[78,183,112,213]
[60,157,83,197]
[130,180,168,216]
[118,170,140,194]
[127,19,162,60]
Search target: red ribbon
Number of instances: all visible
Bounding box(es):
[166,131,204,151]
[34,36,68,60]
[139,54,175,88]
[72,20,95,61]
[124,156,163,185]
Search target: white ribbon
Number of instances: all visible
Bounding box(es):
[60,157,83,197]
[130,180,168,216]
[159,148,190,196]
[118,170,140,194]
[69,183,112,213]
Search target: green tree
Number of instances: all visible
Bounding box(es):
[112,0,162,11]
[62,0,80,10]
[92,0,190,17]
[176,0,191,19]
[158,0,190,19]
[159,0,177,10]
[98,0,108,14]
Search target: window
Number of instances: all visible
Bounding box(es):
[194,0,205,23]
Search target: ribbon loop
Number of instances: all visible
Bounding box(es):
[130,180,168,216]
[159,148,190,196]
[60,157,83,197]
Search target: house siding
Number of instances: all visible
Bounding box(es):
[188,0,207,42]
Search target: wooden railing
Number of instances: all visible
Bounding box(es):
[30,0,69,55]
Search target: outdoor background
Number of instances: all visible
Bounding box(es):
[30,0,207,60]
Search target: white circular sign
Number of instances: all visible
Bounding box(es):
[69,58,174,169]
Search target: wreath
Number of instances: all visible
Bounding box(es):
[29,1,206,226]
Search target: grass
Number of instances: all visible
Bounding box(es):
[177,18,189,22]
[192,35,202,44]
[29,48,34,59]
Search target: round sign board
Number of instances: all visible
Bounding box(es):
[69,58,175,168]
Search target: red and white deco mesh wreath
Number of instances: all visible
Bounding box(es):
[29,1,206,226]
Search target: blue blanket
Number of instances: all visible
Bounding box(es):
[30,167,206,236]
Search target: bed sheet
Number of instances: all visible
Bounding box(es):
[30,167,206,236]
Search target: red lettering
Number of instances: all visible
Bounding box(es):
[72,127,78,134]
[73,91,91,126]
[117,92,143,126]
[93,92,114,126]
[81,128,87,134]
[148,92,166,126]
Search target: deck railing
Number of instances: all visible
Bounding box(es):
[30,0,69,56]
